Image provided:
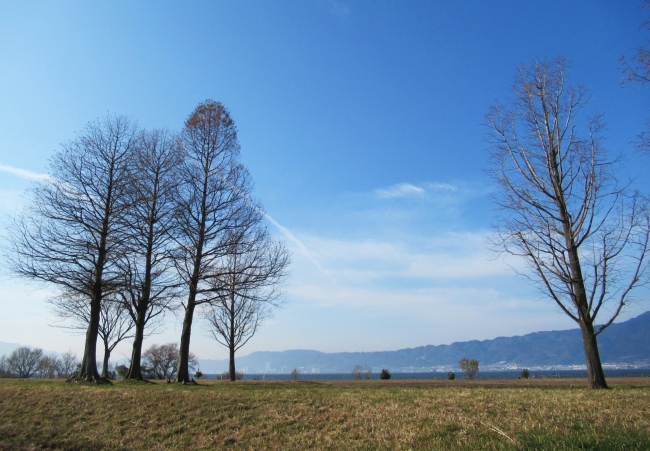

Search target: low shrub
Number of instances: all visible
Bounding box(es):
[115,365,128,378]
[217,371,245,381]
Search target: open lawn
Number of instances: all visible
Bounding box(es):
[0,378,649,450]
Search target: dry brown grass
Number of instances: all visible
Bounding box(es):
[0,378,648,450]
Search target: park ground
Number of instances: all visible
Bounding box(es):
[0,378,649,450]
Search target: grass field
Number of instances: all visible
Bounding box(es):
[0,378,649,450]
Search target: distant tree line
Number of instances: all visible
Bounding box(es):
[6,100,290,383]
[0,347,79,379]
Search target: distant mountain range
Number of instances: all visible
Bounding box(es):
[2,311,648,374]
[198,311,650,373]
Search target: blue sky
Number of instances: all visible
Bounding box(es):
[0,1,649,362]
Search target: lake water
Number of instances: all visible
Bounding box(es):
[204,369,650,381]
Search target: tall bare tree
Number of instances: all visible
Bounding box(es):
[7,115,138,381]
[203,223,289,381]
[487,59,650,389]
[173,100,253,383]
[49,291,133,378]
[119,129,182,380]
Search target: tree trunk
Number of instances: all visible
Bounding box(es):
[176,228,203,383]
[554,158,609,390]
[101,341,111,379]
[126,205,155,381]
[79,294,101,381]
[579,319,608,389]
[125,308,146,380]
[176,302,196,383]
[79,172,112,382]
[229,292,236,381]
[229,345,236,381]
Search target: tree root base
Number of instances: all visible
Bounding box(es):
[120,378,155,384]
[65,375,113,385]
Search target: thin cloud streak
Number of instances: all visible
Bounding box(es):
[211,167,334,281]
[427,182,458,191]
[0,164,49,181]
[264,212,334,281]
[376,183,425,198]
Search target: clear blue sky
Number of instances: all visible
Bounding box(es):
[0,1,648,362]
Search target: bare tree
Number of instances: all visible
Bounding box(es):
[203,222,289,382]
[459,358,479,380]
[119,129,182,380]
[7,116,138,382]
[7,347,43,378]
[142,343,197,380]
[622,1,650,153]
[59,352,79,377]
[49,291,133,378]
[487,59,650,389]
[39,355,62,379]
[621,0,650,85]
[173,100,253,383]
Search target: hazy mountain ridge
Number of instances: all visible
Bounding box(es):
[3,312,647,374]
[197,311,650,373]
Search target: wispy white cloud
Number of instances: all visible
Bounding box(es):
[267,227,554,349]
[0,164,49,181]
[376,183,426,199]
[293,232,521,286]
[427,182,458,192]
[374,181,470,199]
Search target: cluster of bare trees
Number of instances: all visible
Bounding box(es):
[0,347,79,379]
[140,343,198,381]
[7,100,289,383]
